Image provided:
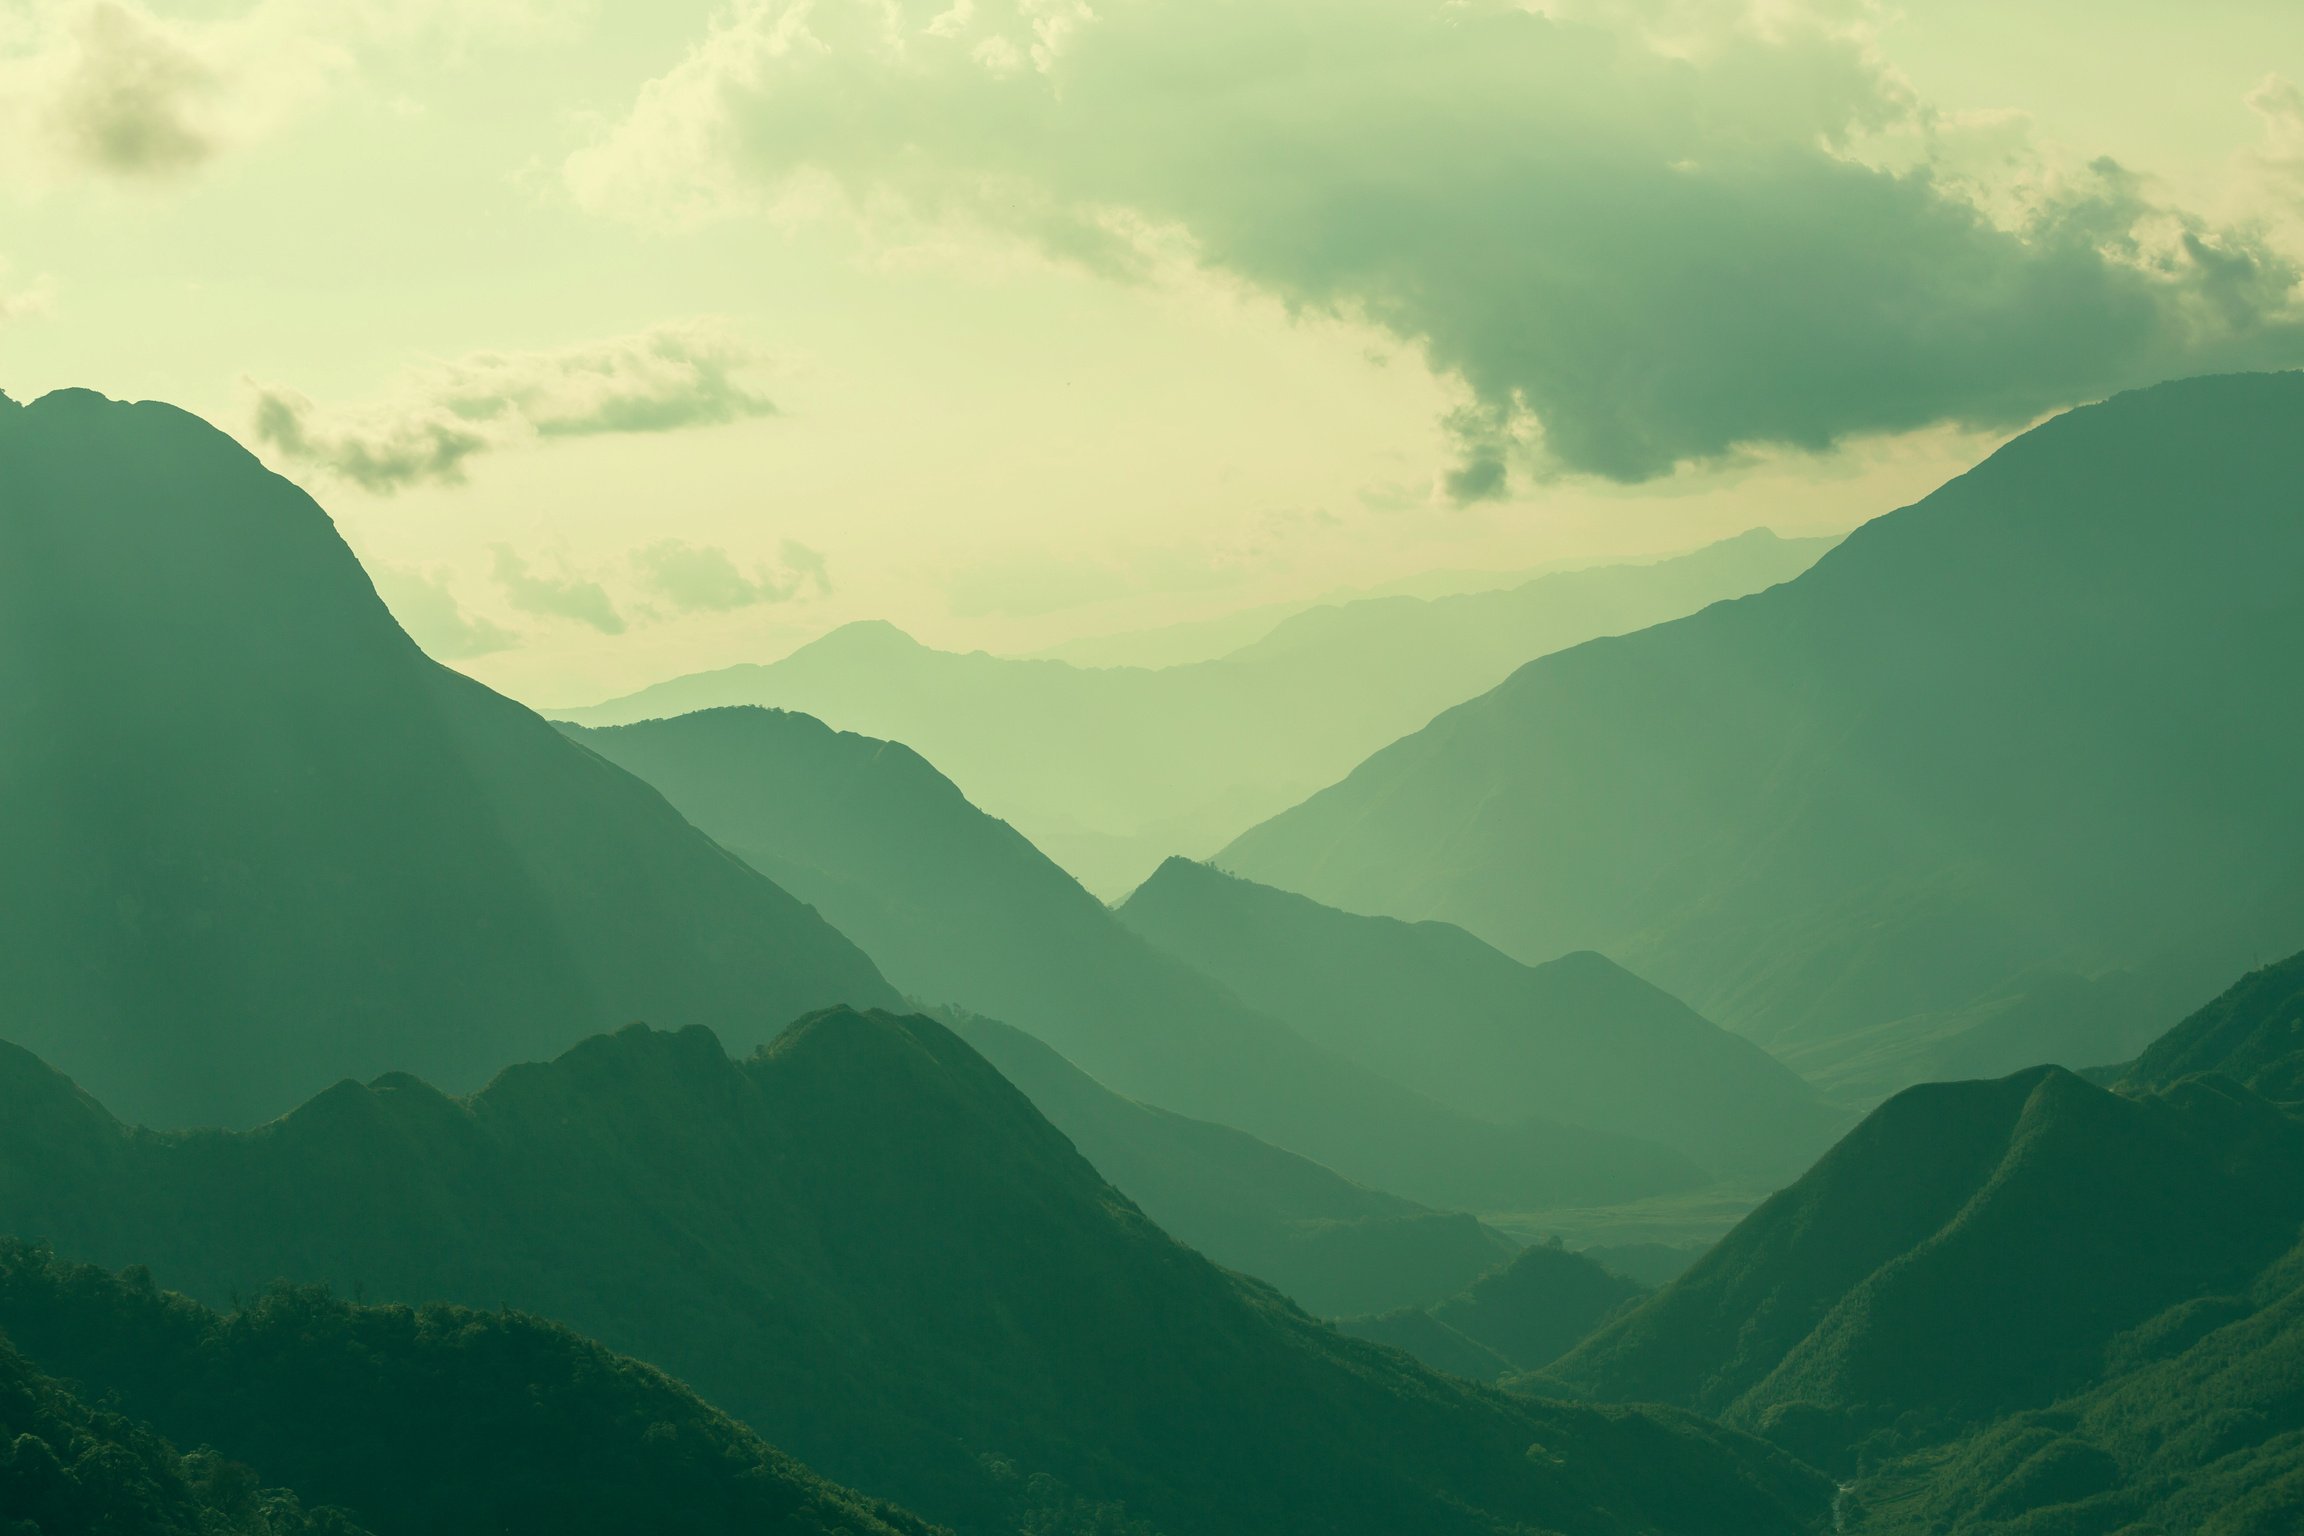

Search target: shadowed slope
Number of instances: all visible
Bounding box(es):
[0,1246,939,1536]
[1544,955,2304,1478]
[1342,1240,1645,1380]
[0,1013,1830,1536]
[0,1323,364,1536]
[1223,374,2304,1098]
[0,389,896,1127]
[1118,858,1841,1174]
[567,705,1702,1211]
[946,1011,1515,1315]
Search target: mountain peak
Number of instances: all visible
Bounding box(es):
[802,619,926,657]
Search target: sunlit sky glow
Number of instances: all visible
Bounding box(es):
[3,0,2299,704]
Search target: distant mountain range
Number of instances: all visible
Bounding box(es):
[1118,858,1843,1175]
[0,1242,938,1536]
[1224,373,2304,1098]
[1340,1240,1646,1382]
[0,1008,1832,1536]
[569,705,1708,1212]
[1537,949,2304,1533]
[557,529,1830,895]
[0,389,896,1128]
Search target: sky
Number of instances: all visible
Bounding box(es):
[2,0,2301,706]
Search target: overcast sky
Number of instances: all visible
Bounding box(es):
[4,0,2300,704]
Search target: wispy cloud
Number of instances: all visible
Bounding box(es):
[0,263,57,326]
[369,563,519,659]
[0,0,593,188]
[490,546,626,635]
[570,0,2304,493]
[0,0,347,186]
[249,320,778,493]
[632,537,832,614]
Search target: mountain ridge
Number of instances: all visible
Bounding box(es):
[0,388,899,1127]
[1221,372,2304,1097]
[0,1008,1833,1536]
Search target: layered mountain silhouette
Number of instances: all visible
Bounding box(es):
[0,390,897,1127]
[945,1010,1515,1315]
[1340,1240,1645,1381]
[1223,374,2304,1097]
[557,531,1829,895]
[0,1010,1832,1536]
[1539,952,2304,1521]
[567,705,1701,1210]
[0,1243,938,1536]
[1118,858,1842,1175]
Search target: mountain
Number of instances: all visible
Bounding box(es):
[0,1243,937,1536]
[1222,374,2304,1098]
[0,1324,362,1536]
[945,1011,1515,1315]
[557,530,1830,895]
[1844,1231,2304,1535]
[0,1010,1833,1536]
[1117,859,1842,1175]
[1341,1240,1645,1381]
[0,388,897,1128]
[565,705,1701,1211]
[2123,947,2304,1103]
[1541,954,2304,1480]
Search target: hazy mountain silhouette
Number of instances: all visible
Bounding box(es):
[1541,954,2304,1487]
[1118,859,1842,1175]
[1341,1240,1645,1381]
[558,531,1829,895]
[1223,373,2304,1097]
[0,389,896,1127]
[566,705,1701,1211]
[0,1244,939,1536]
[0,1011,1831,1536]
[945,1010,1514,1315]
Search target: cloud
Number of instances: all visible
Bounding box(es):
[2249,76,2304,208]
[0,0,348,185]
[368,563,520,658]
[0,264,57,325]
[571,0,2304,489]
[490,546,626,634]
[249,320,778,493]
[0,0,584,188]
[632,537,832,613]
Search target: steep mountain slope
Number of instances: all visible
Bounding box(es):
[946,1011,1515,1316]
[1846,1232,2304,1535]
[0,1244,938,1536]
[0,1325,363,1536]
[0,389,896,1127]
[567,706,1701,1211]
[1223,374,2304,1096]
[1543,955,2304,1477]
[0,1012,1832,1536]
[1117,859,1841,1174]
[1342,1241,1645,1380]
[558,531,1829,895]
[2124,947,2304,1103]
